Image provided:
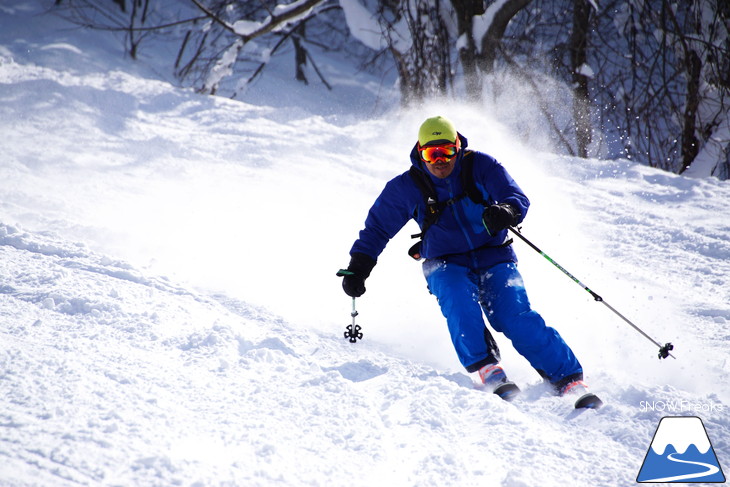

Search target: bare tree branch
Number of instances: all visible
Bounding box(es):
[190,0,325,42]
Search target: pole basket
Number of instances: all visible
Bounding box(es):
[344,324,363,343]
[658,342,674,360]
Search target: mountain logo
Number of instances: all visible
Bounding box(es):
[637,416,726,483]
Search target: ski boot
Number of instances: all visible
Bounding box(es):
[559,379,603,409]
[478,364,520,402]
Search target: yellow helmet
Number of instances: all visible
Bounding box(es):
[418,116,457,146]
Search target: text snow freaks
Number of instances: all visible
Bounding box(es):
[639,400,724,413]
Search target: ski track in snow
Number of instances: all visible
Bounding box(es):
[1,2,729,486]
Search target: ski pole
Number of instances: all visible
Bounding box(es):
[508,227,675,359]
[336,269,364,343]
[343,297,363,343]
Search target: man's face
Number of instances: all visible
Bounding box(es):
[425,156,456,179]
[419,140,459,179]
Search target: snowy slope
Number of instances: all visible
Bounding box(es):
[1,2,729,486]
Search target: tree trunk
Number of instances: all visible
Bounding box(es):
[450,0,485,101]
[293,24,308,84]
[570,0,592,158]
[679,50,702,173]
[477,0,533,75]
[392,0,451,105]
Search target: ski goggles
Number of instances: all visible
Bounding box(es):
[418,143,458,163]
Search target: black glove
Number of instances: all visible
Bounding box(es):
[337,252,376,298]
[482,203,520,235]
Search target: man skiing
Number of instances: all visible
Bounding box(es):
[339,115,597,406]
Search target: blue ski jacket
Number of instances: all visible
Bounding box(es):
[350,134,530,269]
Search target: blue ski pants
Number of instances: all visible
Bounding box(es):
[423,260,582,383]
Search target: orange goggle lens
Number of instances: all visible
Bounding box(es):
[419,144,457,163]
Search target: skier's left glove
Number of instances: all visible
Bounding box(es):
[482,203,520,235]
[337,252,376,298]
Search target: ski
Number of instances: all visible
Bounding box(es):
[574,392,603,409]
[493,381,521,402]
[477,380,602,409]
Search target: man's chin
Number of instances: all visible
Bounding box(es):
[430,164,454,178]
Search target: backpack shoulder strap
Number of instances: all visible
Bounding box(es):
[407,152,510,260]
[460,150,487,205]
[408,151,481,241]
[408,166,440,239]
[408,165,436,201]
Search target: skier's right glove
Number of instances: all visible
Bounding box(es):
[337,252,376,298]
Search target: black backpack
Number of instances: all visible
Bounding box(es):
[407,150,510,260]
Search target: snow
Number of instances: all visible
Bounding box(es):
[683,111,730,178]
[203,39,243,92]
[339,0,411,54]
[472,0,510,53]
[650,417,711,455]
[233,0,320,37]
[1,2,729,486]
[233,20,260,37]
[577,62,594,78]
[339,0,385,51]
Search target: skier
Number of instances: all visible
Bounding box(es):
[339,115,594,403]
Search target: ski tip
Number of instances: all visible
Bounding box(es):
[574,392,603,410]
[493,381,521,402]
